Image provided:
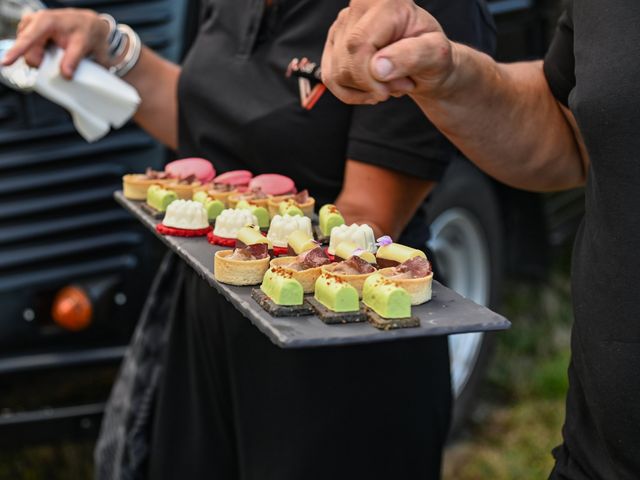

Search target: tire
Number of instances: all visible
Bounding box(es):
[425,156,505,438]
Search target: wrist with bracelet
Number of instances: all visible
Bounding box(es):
[98,13,142,78]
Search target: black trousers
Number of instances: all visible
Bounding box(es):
[148,264,452,480]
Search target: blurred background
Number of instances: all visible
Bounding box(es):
[0,0,576,478]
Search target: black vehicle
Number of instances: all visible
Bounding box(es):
[0,0,576,444]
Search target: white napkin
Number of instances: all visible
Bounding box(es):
[34,47,140,142]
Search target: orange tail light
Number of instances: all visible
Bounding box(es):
[51,286,93,331]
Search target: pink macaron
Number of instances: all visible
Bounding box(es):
[214,170,253,187]
[249,174,296,196]
[165,158,216,183]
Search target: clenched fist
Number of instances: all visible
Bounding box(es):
[321,0,458,104]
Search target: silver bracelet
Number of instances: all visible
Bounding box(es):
[98,13,124,59]
[109,24,142,78]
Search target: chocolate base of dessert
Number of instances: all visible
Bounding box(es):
[307,297,367,325]
[365,307,420,330]
[251,289,314,317]
[140,202,165,219]
[375,258,401,269]
[312,225,330,245]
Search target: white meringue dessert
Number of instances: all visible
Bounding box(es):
[328,223,376,255]
[267,214,313,248]
[213,208,259,238]
[162,200,209,230]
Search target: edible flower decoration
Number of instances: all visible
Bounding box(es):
[376,235,393,247]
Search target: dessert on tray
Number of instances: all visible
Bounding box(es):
[267,190,315,218]
[317,204,345,240]
[123,168,171,200]
[362,273,420,330]
[269,246,332,293]
[209,208,259,247]
[252,266,314,317]
[287,230,317,256]
[156,199,212,237]
[164,158,216,199]
[249,173,296,196]
[267,214,313,255]
[145,184,178,216]
[333,241,377,264]
[228,187,270,209]
[378,256,433,305]
[236,200,270,230]
[375,237,427,267]
[208,170,253,205]
[193,191,225,222]
[328,223,376,256]
[307,272,366,324]
[321,254,377,297]
[214,226,270,286]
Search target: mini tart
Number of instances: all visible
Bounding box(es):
[227,193,270,209]
[165,181,211,200]
[267,195,315,218]
[320,263,376,298]
[123,174,169,200]
[270,257,323,294]
[207,188,237,206]
[377,268,433,305]
[214,250,270,286]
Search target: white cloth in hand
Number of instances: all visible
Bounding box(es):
[34,47,141,142]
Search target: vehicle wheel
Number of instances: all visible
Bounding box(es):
[425,156,505,438]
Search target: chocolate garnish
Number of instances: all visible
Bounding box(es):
[294,189,309,204]
[376,258,400,269]
[213,183,234,192]
[298,246,331,270]
[383,256,432,279]
[229,243,269,261]
[145,167,170,180]
[332,255,377,275]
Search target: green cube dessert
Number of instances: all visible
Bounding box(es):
[237,200,270,229]
[319,204,345,237]
[279,200,304,217]
[147,185,177,212]
[314,274,359,312]
[193,191,225,220]
[261,267,304,306]
[362,273,411,319]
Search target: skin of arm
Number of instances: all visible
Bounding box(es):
[335,159,435,239]
[321,0,589,192]
[2,9,180,149]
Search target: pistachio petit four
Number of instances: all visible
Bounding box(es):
[193,191,225,221]
[209,208,259,246]
[268,190,315,218]
[267,214,313,252]
[236,200,270,230]
[327,223,376,256]
[156,199,212,237]
[362,273,420,330]
[318,204,345,238]
[375,236,427,268]
[269,246,331,293]
[146,184,178,213]
[307,273,366,324]
[378,256,434,305]
[214,226,270,286]
[287,230,317,256]
[321,254,377,298]
[123,168,171,200]
[252,266,314,316]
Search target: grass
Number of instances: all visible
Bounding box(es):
[443,250,574,479]
[0,254,574,479]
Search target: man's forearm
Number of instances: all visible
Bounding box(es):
[124,47,181,150]
[412,44,588,192]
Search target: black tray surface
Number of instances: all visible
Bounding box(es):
[115,192,510,349]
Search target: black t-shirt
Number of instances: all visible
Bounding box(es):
[544,3,640,479]
[177,0,495,208]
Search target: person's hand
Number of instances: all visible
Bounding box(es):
[321,0,458,104]
[1,9,111,80]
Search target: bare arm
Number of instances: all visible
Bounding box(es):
[335,159,435,239]
[322,0,589,192]
[2,9,180,149]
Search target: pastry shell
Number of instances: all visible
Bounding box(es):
[377,269,433,305]
[214,250,270,286]
[269,256,324,294]
[227,193,271,209]
[268,195,315,218]
[320,263,376,298]
[165,181,211,200]
[122,174,169,200]
[207,188,237,207]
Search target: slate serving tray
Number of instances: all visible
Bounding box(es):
[115,191,510,349]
